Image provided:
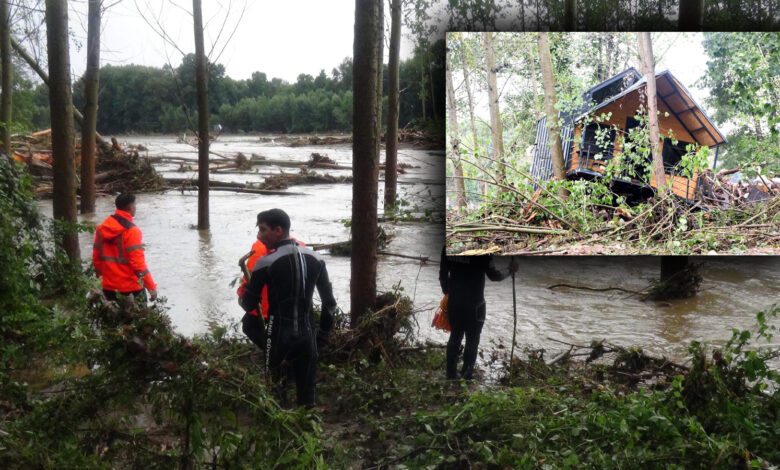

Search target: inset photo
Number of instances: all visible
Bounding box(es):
[446,32,779,255]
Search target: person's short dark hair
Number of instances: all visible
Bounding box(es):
[256,208,290,234]
[115,193,136,210]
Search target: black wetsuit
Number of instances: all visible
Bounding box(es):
[439,250,508,379]
[241,238,337,407]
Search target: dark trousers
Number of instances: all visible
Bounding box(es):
[103,289,146,305]
[267,318,317,408]
[446,301,486,380]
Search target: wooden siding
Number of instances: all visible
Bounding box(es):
[568,148,699,200]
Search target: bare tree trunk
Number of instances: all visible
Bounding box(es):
[80,0,100,214]
[462,66,485,198]
[462,69,479,154]
[384,0,401,211]
[419,46,426,120]
[0,0,11,157]
[483,32,506,192]
[529,54,541,120]
[193,0,209,229]
[537,32,569,200]
[678,0,704,30]
[375,1,384,164]
[564,0,577,30]
[446,54,466,211]
[351,0,380,324]
[637,32,666,194]
[753,117,764,141]
[428,55,438,120]
[519,0,525,30]
[46,0,80,262]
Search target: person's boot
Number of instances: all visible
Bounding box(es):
[446,353,459,380]
[460,364,475,381]
[446,360,458,380]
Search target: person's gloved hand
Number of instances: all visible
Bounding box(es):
[149,289,158,301]
[316,329,330,354]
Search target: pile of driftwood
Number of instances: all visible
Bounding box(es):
[260,167,352,190]
[322,293,416,366]
[10,130,164,198]
[256,130,444,150]
[499,337,689,390]
[698,167,778,207]
[257,135,352,147]
[398,127,445,149]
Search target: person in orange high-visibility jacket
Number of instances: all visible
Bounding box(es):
[93,193,157,303]
[237,226,305,349]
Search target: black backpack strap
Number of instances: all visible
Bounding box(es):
[111,214,136,229]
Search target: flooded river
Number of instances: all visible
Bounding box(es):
[40,135,779,364]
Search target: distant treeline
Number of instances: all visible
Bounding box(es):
[16,40,445,135]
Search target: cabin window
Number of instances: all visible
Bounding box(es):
[662,138,694,172]
[581,122,616,161]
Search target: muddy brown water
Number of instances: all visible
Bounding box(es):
[38,135,779,365]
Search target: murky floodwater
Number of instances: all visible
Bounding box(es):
[38,135,779,364]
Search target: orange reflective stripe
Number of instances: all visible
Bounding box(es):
[117,236,128,263]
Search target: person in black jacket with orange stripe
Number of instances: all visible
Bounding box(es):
[241,209,337,407]
[439,248,517,380]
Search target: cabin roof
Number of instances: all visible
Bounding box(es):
[581,67,642,102]
[576,69,727,148]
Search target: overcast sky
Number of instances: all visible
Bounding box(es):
[68,0,405,83]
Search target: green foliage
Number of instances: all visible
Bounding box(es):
[388,309,780,469]
[0,155,91,398]
[65,43,442,135]
[700,32,780,177]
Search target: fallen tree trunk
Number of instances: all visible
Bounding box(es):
[377,251,429,262]
[164,177,306,196]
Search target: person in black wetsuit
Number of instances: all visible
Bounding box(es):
[241,209,337,407]
[439,248,517,380]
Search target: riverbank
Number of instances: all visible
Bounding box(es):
[2,290,777,469]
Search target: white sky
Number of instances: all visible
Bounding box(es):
[67,0,414,83]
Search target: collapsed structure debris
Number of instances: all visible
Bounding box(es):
[10,129,165,198]
[697,167,778,207]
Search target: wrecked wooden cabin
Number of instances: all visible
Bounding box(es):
[530,68,727,202]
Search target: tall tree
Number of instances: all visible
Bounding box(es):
[483,32,506,191]
[537,32,569,200]
[462,67,486,197]
[384,0,401,211]
[375,1,384,164]
[637,32,666,194]
[46,0,80,262]
[193,0,210,229]
[80,0,101,214]
[564,0,577,30]
[0,0,10,157]
[351,0,380,324]
[446,53,466,210]
[678,0,705,30]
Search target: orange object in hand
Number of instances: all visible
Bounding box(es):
[431,294,450,332]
